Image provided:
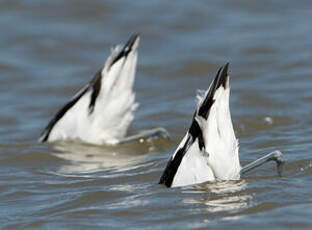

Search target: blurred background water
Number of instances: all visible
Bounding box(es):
[1,0,312,229]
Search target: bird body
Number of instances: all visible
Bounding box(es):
[39,35,140,145]
[160,64,241,187]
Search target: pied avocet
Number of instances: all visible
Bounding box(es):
[159,63,284,188]
[39,34,168,145]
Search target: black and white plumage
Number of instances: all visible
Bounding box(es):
[159,63,284,188]
[39,34,140,145]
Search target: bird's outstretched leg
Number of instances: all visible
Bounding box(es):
[118,127,170,144]
[240,150,285,176]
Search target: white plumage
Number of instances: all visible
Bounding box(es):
[160,63,241,187]
[160,63,284,188]
[195,79,240,181]
[39,35,140,145]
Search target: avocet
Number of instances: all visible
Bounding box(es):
[39,34,168,145]
[159,63,284,188]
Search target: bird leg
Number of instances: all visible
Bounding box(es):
[240,150,285,176]
[118,127,170,144]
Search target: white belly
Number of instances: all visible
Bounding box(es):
[172,139,215,187]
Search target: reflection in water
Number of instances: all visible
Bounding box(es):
[182,180,252,214]
[51,141,152,174]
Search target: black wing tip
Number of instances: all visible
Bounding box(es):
[39,132,48,143]
[198,62,230,118]
[123,33,140,53]
[127,33,140,47]
[159,176,171,187]
[110,33,140,67]
[159,164,173,188]
[218,62,229,89]
[88,69,102,114]
[210,62,231,93]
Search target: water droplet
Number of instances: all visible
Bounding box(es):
[264,117,273,125]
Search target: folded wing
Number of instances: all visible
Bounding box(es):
[159,63,240,188]
[39,34,140,145]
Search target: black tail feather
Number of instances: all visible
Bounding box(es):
[198,63,229,119]
[110,34,140,67]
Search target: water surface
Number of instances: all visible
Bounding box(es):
[1,0,312,229]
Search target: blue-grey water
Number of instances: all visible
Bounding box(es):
[1,0,312,229]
